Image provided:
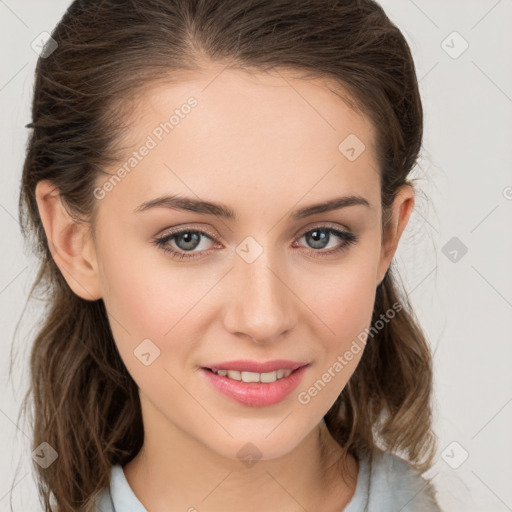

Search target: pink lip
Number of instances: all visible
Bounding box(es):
[200,364,309,407]
[203,359,308,373]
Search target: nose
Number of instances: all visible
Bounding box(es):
[222,249,298,345]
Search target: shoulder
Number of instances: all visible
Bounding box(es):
[90,485,114,512]
[91,464,147,512]
[366,451,441,511]
[88,465,119,512]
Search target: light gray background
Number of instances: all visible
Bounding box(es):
[1,1,511,510]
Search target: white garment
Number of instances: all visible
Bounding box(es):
[94,450,441,511]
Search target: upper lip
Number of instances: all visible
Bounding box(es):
[203,360,309,373]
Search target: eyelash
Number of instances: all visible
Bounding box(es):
[152,225,358,261]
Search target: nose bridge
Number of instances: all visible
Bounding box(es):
[224,243,297,343]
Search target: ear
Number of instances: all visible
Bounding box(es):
[376,184,415,287]
[35,180,102,301]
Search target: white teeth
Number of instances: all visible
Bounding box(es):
[241,371,260,383]
[260,371,277,383]
[214,369,293,382]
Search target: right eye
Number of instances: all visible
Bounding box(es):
[152,228,217,260]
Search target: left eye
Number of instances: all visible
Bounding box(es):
[296,227,355,251]
[152,225,358,261]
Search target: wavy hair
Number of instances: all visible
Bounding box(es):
[14,0,436,510]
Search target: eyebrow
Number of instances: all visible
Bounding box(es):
[134,194,371,219]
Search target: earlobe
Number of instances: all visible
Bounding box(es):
[376,184,415,287]
[35,180,102,301]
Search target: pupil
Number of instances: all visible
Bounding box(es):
[308,229,329,249]
[177,232,200,250]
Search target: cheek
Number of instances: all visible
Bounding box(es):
[328,269,376,338]
[95,229,221,388]
[96,224,191,332]
[300,252,378,342]
[93,228,181,369]
[96,257,191,396]
[294,253,377,403]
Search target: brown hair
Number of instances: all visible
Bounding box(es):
[14,0,436,510]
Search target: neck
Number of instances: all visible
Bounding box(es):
[123,403,357,511]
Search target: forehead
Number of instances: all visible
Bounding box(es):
[98,66,380,215]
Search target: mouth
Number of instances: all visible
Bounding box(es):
[200,363,310,407]
[202,367,298,383]
[202,359,308,374]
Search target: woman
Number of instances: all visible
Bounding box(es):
[18,0,441,510]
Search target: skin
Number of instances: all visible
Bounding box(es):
[35,64,414,512]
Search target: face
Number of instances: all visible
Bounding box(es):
[49,65,411,462]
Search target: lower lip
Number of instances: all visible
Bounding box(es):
[200,365,309,407]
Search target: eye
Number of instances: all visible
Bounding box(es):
[293,226,358,258]
[152,228,216,260]
[152,224,358,261]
